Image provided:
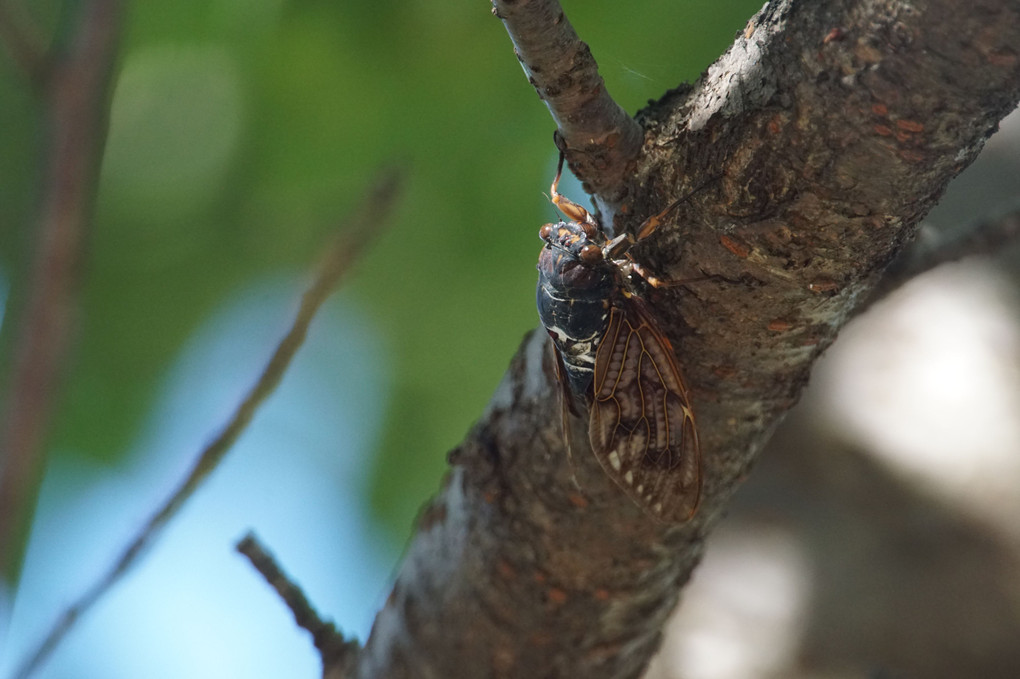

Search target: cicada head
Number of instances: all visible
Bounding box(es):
[537,221,614,294]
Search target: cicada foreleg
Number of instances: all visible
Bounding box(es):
[613,190,719,290]
[549,152,599,235]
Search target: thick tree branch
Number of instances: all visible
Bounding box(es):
[623,0,1020,526]
[492,0,642,228]
[0,0,122,585]
[346,1,1020,678]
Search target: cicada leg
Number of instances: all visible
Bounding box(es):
[603,188,688,261]
[617,177,721,288]
[550,152,599,235]
[620,259,711,291]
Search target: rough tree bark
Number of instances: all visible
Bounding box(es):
[331,1,1020,678]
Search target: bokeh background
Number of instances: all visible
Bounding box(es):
[2,1,1020,678]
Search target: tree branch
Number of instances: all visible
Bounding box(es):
[345,1,1020,678]
[0,1,49,82]
[873,205,1020,300]
[0,0,122,585]
[236,532,359,675]
[491,0,643,229]
[10,169,404,679]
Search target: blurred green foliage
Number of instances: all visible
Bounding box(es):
[0,0,761,544]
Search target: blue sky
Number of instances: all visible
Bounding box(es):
[1,276,400,678]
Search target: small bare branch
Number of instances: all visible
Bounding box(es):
[9,168,404,679]
[0,1,49,82]
[0,0,123,585]
[873,206,1020,300]
[236,532,359,674]
[492,0,642,224]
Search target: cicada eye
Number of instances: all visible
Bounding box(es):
[539,224,554,241]
[580,244,603,264]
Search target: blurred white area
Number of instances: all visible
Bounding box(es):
[814,106,1020,544]
[819,263,1020,541]
[0,278,397,679]
[648,525,812,679]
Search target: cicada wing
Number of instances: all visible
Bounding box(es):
[589,302,701,523]
[548,334,584,491]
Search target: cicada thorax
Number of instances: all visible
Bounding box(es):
[535,220,619,397]
[534,154,702,524]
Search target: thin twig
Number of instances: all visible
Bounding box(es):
[0,1,49,82]
[870,205,1020,304]
[236,532,359,672]
[0,0,122,584]
[9,168,404,679]
[491,0,642,218]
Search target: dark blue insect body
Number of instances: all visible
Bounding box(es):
[534,153,702,523]
[536,219,617,397]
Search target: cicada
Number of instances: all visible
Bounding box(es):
[536,153,701,523]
